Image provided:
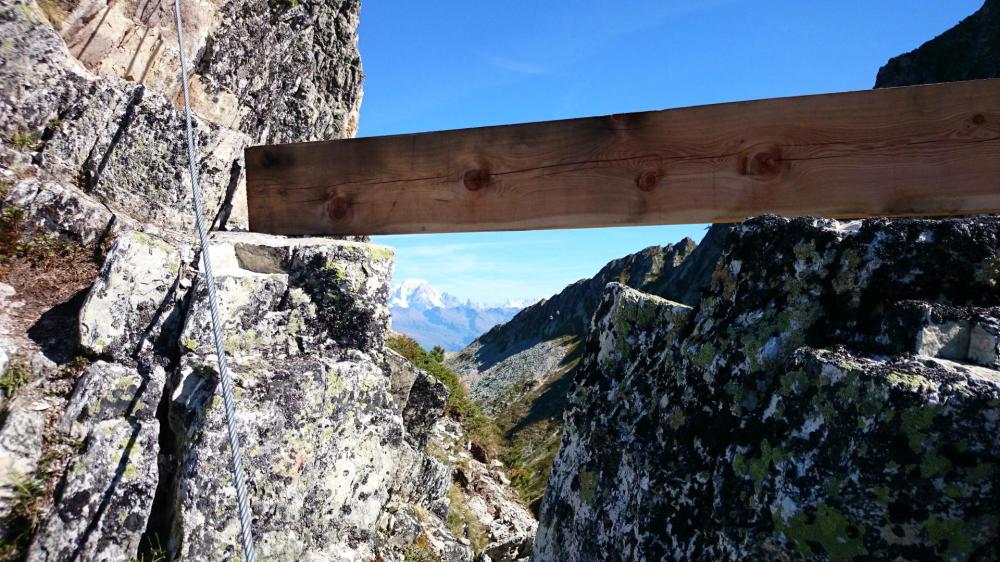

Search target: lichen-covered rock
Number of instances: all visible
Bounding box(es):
[26,360,164,561]
[1,178,115,247]
[0,0,91,135]
[1,0,363,236]
[402,370,449,448]
[180,233,393,359]
[0,393,47,521]
[78,231,184,363]
[192,0,364,143]
[56,361,165,440]
[38,78,250,232]
[0,0,246,233]
[386,347,420,407]
[39,0,362,143]
[385,349,449,447]
[0,282,21,382]
[167,233,464,560]
[27,418,159,562]
[876,301,1000,367]
[534,217,1000,561]
[171,351,408,560]
[377,503,474,562]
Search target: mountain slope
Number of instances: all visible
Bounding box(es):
[446,225,730,510]
[389,279,523,351]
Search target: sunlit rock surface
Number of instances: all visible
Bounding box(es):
[0,0,499,558]
[534,217,1000,561]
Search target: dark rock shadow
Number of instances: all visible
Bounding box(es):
[27,286,91,364]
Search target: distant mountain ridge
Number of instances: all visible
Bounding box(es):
[389,279,526,351]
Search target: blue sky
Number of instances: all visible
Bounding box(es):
[361,0,980,304]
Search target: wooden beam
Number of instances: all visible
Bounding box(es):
[246,79,1000,235]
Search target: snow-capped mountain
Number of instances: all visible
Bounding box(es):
[389,278,462,310]
[388,279,526,351]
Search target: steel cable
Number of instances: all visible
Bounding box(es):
[172,2,258,559]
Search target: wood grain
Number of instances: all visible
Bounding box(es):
[246,79,1000,235]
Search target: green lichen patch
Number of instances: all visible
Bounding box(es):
[925,516,975,560]
[899,404,938,451]
[778,503,868,560]
[223,330,259,356]
[366,245,394,264]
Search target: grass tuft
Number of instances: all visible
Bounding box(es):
[446,483,488,554]
[0,362,32,401]
[4,130,41,151]
[0,475,46,561]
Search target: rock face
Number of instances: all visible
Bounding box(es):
[0,0,522,559]
[534,217,1000,561]
[28,361,165,561]
[875,0,999,87]
[168,234,409,560]
[78,232,185,363]
[535,5,1000,560]
[1,225,479,561]
[1,0,362,234]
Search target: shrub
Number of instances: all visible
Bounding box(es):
[386,334,502,457]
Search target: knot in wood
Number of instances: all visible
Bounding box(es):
[329,196,350,220]
[463,169,490,191]
[743,146,783,178]
[636,170,660,192]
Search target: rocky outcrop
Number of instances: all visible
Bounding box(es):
[1,0,362,235]
[28,361,165,561]
[535,5,1000,560]
[385,342,459,452]
[168,234,408,560]
[535,217,1000,560]
[875,0,999,87]
[0,224,477,560]
[0,0,515,559]
[78,232,186,363]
